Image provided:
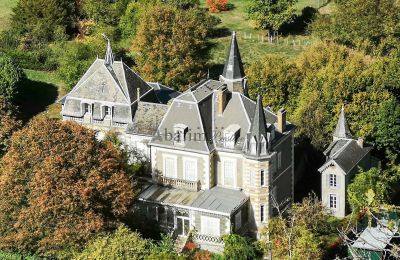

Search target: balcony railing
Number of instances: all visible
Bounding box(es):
[193,233,224,244]
[158,176,201,192]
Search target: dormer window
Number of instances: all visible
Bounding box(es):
[105,106,111,117]
[260,135,267,155]
[84,103,91,114]
[174,124,188,145]
[224,124,240,149]
[250,137,257,155]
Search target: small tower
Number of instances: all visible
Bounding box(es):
[220,31,247,95]
[333,105,352,141]
[246,85,270,156]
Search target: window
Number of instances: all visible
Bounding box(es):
[105,106,111,116]
[201,216,220,236]
[329,174,337,187]
[277,152,282,169]
[329,194,337,209]
[260,205,265,222]
[235,210,242,231]
[173,124,188,145]
[164,157,177,178]
[223,160,235,187]
[224,132,235,149]
[184,158,197,181]
[84,103,91,114]
[260,169,266,187]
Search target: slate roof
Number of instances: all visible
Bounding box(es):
[352,224,397,251]
[221,31,245,80]
[127,102,169,136]
[150,78,293,155]
[191,186,248,215]
[333,106,352,139]
[249,90,268,142]
[138,185,249,215]
[319,139,372,174]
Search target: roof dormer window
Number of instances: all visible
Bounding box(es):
[250,137,257,155]
[105,106,112,117]
[260,135,267,155]
[223,124,240,149]
[174,124,188,145]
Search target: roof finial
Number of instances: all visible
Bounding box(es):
[102,33,114,66]
[207,68,210,79]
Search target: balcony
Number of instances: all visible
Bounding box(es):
[158,176,201,192]
[193,233,224,245]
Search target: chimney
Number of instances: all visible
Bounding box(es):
[357,137,364,148]
[137,88,140,103]
[217,86,227,115]
[277,108,287,133]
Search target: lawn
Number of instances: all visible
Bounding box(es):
[0,0,17,31]
[205,0,329,68]
[16,70,65,122]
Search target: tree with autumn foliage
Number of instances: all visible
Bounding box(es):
[132,5,219,91]
[0,97,21,157]
[0,116,137,257]
[206,0,228,13]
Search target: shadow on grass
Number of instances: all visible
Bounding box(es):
[208,63,225,79]
[15,78,58,123]
[281,6,318,35]
[211,27,232,38]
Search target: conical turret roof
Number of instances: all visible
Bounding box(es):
[222,31,245,80]
[333,105,352,139]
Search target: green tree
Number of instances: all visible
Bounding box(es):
[0,97,21,157]
[75,225,150,260]
[146,234,183,259]
[0,116,137,256]
[163,0,200,9]
[348,167,393,212]
[133,5,219,91]
[311,0,400,53]
[11,0,79,44]
[0,52,24,101]
[81,0,130,25]
[55,41,98,91]
[247,0,297,36]
[119,1,156,39]
[222,233,258,260]
[246,55,301,112]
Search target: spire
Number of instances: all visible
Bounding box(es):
[221,31,245,81]
[249,83,267,140]
[102,34,114,66]
[333,105,352,140]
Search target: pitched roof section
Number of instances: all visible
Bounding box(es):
[319,139,372,174]
[333,105,352,139]
[221,31,245,80]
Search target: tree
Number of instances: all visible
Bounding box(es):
[259,194,333,259]
[0,52,24,101]
[11,0,79,44]
[310,0,400,53]
[347,167,394,213]
[146,234,183,259]
[247,0,297,39]
[0,116,137,256]
[206,0,228,13]
[163,0,200,10]
[0,97,21,157]
[75,225,150,260]
[81,0,130,25]
[132,5,219,91]
[119,1,156,39]
[246,55,301,112]
[222,234,259,260]
[55,41,98,91]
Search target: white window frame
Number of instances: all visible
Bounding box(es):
[84,103,91,114]
[329,174,337,188]
[224,132,235,149]
[260,169,267,187]
[201,216,220,236]
[173,124,188,145]
[104,106,112,117]
[329,194,337,210]
[183,157,197,182]
[221,158,237,188]
[163,155,177,179]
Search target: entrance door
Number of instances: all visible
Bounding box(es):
[176,217,190,236]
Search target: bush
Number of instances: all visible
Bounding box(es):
[0,52,25,101]
[206,0,228,13]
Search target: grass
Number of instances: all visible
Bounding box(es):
[16,70,65,122]
[204,0,328,69]
[0,0,17,31]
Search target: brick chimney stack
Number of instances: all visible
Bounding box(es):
[277,108,287,133]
